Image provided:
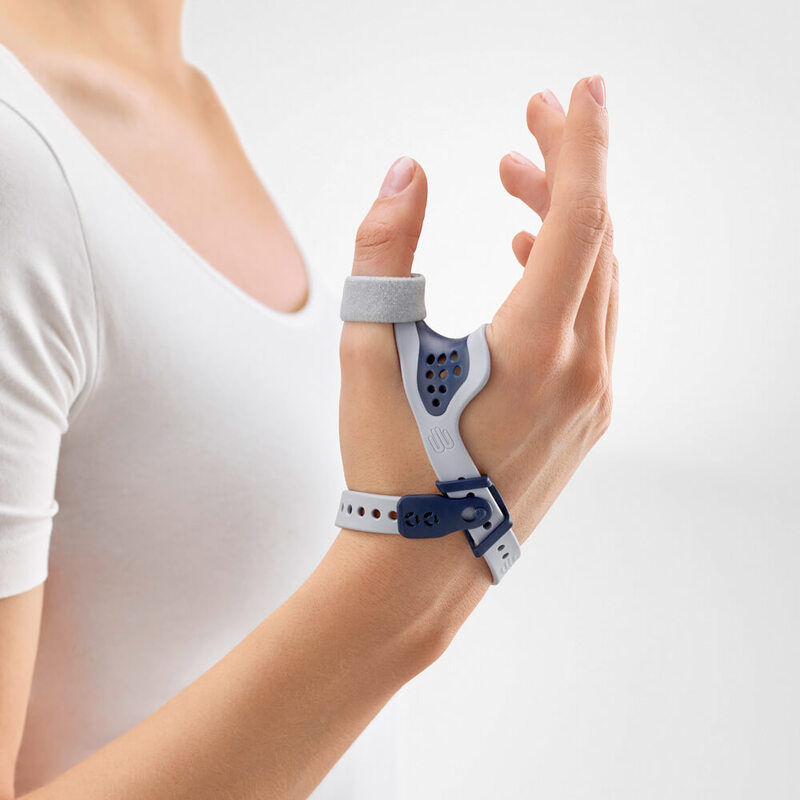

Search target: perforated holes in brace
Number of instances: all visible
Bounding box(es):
[421,345,466,414]
[498,543,510,559]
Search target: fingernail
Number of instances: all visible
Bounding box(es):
[587,75,606,108]
[379,156,415,198]
[541,89,563,112]
[508,150,534,167]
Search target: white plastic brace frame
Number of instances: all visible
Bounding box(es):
[336,274,521,584]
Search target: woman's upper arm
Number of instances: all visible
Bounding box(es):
[0,100,99,796]
[0,586,43,800]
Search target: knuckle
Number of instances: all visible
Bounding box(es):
[565,194,610,246]
[491,302,571,377]
[529,324,572,376]
[596,388,614,432]
[572,355,609,405]
[354,217,403,259]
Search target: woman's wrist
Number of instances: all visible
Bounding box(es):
[323,525,491,679]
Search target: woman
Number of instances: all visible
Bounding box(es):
[0,1,617,798]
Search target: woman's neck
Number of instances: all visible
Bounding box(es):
[0,0,186,71]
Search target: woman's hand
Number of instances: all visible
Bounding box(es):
[340,76,617,561]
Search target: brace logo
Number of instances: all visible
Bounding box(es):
[427,426,454,454]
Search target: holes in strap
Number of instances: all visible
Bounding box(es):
[357,506,365,516]
[347,504,353,514]
[388,510,398,520]
[450,350,459,361]
[426,354,435,365]
[437,353,447,365]
[372,508,381,519]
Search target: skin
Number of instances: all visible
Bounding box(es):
[0,0,310,314]
[0,2,618,798]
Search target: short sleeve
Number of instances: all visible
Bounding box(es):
[0,100,98,598]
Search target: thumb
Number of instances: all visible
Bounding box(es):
[352,156,428,277]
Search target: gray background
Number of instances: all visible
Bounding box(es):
[185,1,799,797]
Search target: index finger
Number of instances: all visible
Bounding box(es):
[517,76,610,325]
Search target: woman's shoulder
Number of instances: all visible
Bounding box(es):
[0,95,80,219]
[0,95,98,407]
[0,88,95,306]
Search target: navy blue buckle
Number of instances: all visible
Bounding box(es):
[435,474,513,558]
[396,493,492,539]
[395,474,513,557]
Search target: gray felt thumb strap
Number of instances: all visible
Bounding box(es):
[340,273,426,322]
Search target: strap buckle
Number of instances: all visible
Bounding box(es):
[396,493,492,539]
[435,475,514,558]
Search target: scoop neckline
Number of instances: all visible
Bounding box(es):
[0,40,320,326]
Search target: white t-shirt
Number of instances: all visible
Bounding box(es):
[0,43,397,797]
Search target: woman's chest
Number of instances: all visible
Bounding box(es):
[54,174,345,618]
[5,44,311,314]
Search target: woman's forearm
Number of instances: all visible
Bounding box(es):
[24,528,490,800]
